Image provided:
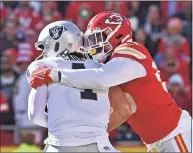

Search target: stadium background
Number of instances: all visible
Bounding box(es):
[0,1,192,152]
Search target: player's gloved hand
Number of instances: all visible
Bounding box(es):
[29,66,53,88]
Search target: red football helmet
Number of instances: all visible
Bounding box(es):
[84,11,132,62]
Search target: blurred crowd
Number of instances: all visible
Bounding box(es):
[0,1,192,146]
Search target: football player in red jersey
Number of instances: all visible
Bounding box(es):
[28,12,191,152]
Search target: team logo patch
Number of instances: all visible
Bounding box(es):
[49,26,63,40]
[105,14,123,25]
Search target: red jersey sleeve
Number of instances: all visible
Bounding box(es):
[111,42,158,80]
[111,42,152,62]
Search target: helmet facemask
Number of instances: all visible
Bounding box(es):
[84,28,113,62]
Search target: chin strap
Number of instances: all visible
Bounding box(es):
[35,53,44,61]
[35,51,48,60]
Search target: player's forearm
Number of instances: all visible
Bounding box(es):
[107,104,131,132]
[54,68,107,89]
[108,86,132,131]
[28,86,48,128]
[107,108,130,132]
[50,58,146,89]
[107,109,130,132]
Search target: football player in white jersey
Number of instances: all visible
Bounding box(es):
[27,21,126,152]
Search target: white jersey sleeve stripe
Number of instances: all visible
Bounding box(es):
[114,47,146,59]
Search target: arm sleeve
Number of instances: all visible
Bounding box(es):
[50,57,147,89]
[28,85,48,128]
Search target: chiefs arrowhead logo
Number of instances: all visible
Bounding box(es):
[105,14,123,25]
[49,26,63,40]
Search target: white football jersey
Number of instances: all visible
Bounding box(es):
[27,56,110,146]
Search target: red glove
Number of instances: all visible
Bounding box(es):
[29,66,53,88]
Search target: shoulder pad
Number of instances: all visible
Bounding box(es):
[113,42,147,59]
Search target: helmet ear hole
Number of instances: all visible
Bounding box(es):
[36,44,45,50]
[35,42,45,50]
[38,44,45,50]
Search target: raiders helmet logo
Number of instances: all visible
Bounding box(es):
[105,14,123,25]
[49,26,63,40]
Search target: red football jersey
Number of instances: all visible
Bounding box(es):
[111,42,182,144]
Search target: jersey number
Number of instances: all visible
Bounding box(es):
[152,62,168,92]
[72,63,97,100]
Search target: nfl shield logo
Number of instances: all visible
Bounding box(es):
[103,146,111,150]
[49,26,63,40]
